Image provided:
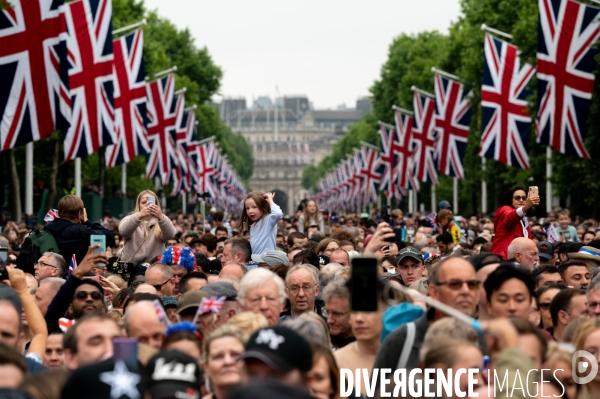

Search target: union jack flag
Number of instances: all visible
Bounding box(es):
[197,140,216,195]
[360,146,381,205]
[153,299,167,324]
[170,96,192,197]
[433,74,472,179]
[105,28,149,167]
[183,113,200,194]
[67,253,77,275]
[200,295,226,314]
[480,33,535,169]
[536,0,600,158]
[377,124,404,199]
[0,0,70,151]
[394,108,420,191]
[44,208,59,223]
[412,91,438,185]
[145,74,181,185]
[63,0,115,161]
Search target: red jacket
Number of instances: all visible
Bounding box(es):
[490,205,532,260]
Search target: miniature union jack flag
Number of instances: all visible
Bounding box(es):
[105,28,150,167]
[44,209,59,223]
[433,73,473,179]
[153,299,167,324]
[0,0,71,151]
[411,91,438,185]
[200,296,226,314]
[536,0,600,158]
[67,253,77,275]
[480,33,535,169]
[145,74,181,185]
[394,108,419,192]
[63,0,115,161]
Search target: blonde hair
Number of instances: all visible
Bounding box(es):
[421,318,479,361]
[134,190,162,242]
[239,191,271,231]
[423,338,480,369]
[202,324,248,364]
[57,195,84,221]
[226,311,268,335]
[107,275,127,289]
[302,200,322,231]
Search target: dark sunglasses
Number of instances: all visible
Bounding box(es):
[152,278,171,291]
[513,196,527,201]
[75,291,103,301]
[437,279,481,291]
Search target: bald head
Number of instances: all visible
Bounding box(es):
[219,262,247,281]
[507,238,539,270]
[124,301,166,349]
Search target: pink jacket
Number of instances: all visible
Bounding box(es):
[118,214,177,264]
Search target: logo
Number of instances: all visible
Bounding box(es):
[255,329,285,349]
[572,350,599,384]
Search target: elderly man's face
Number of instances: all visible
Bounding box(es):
[429,258,479,317]
[240,279,282,325]
[286,269,319,315]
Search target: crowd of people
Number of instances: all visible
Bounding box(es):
[1,186,600,398]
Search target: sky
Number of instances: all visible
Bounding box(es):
[143,0,462,110]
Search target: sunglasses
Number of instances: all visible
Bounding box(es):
[75,291,103,301]
[437,279,481,291]
[152,278,171,291]
[513,196,527,201]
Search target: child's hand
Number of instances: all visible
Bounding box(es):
[263,192,275,204]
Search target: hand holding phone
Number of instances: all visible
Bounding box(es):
[528,186,539,198]
[350,256,379,312]
[90,235,106,268]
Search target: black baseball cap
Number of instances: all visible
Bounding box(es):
[240,326,312,372]
[536,241,554,260]
[395,246,422,264]
[144,350,201,399]
[62,359,144,399]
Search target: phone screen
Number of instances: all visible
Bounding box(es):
[146,196,155,205]
[0,248,7,263]
[406,226,416,243]
[350,256,379,312]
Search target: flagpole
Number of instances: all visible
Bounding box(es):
[481,158,487,214]
[198,136,216,145]
[480,23,513,40]
[431,67,462,82]
[359,141,379,151]
[181,193,186,215]
[410,86,435,98]
[112,19,146,36]
[146,66,177,81]
[25,142,33,216]
[392,105,414,116]
[431,184,436,214]
[408,190,414,215]
[175,87,187,95]
[378,121,396,130]
[75,158,81,197]
[453,178,458,215]
[121,163,127,196]
[546,147,552,215]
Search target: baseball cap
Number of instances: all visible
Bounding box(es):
[251,250,290,267]
[536,241,554,260]
[176,290,209,314]
[395,246,422,264]
[189,238,206,247]
[144,350,200,399]
[200,281,238,300]
[240,326,312,372]
[439,200,451,209]
[330,216,339,222]
[318,254,330,266]
[62,359,143,399]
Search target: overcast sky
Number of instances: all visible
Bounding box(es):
[143,0,462,110]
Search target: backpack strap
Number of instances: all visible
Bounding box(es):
[397,321,416,370]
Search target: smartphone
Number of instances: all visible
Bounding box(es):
[529,186,538,198]
[113,337,139,371]
[146,196,155,206]
[406,226,416,243]
[90,235,106,267]
[350,256,379,312]
[385,227,405,243]
[0,248,7,264]
[564,231,571,240]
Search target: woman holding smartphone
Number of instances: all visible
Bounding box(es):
[490,185,540,260]
[118,190,176,265]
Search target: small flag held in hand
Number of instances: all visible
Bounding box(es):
[44,209,59,223]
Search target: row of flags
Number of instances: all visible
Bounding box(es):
[0,0,245,207]
[312,0,600,209]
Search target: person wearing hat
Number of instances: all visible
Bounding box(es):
[567,246,600,270]
[394,247,425,286]
[251,250,289,268]
[536,241,555,265]
[438,200,452,210]
[144,350,201,399]
[175,290,209,333]
[199,282,239,331]
[240,326,313,389]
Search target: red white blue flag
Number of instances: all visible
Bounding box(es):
[360,145,381,205]
[63,0,115,161]
[433,73,472,179]
[105,28,149,167]
[197,140,216,196]
[480,33,535,169]
[44,209,59,223]
[67,253,77,275]
[200,295,226,314]
[536,0,600,158]
[411,91,438,185]
[377,123,398,199]
[394,108,419,192]
[0,0,70,150]
[145,74,181,185]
